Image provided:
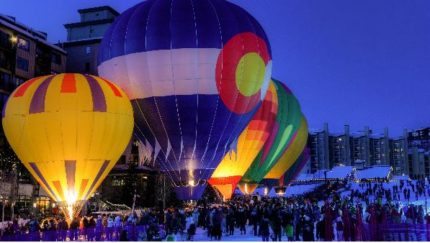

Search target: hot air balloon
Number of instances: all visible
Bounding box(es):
[2,74,134,220]
[280,147,310,186]
[263,117,308,181]
[208,81,278,200]
[239,80,306,194]
[97,0,272,200]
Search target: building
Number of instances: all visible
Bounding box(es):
[0,14,66,108]
[308,123,330,172]
[409,127,430,151]
[60,6,119,75]
[308,124,415,175]
[0,13,66,219]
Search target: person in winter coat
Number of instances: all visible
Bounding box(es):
[226,208,235,235]
[316,217,325,241]
[302,215,315,241]
[285,223,294,241]
[106,215,114,240]
[186,214,196,241]
[260,215,270,242]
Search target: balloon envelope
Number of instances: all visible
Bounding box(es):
[239,79,306,189]
[209,81,278,200]
[2,74,133,219]
[98,0,272,200]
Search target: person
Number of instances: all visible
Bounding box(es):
[285,222,294,241]
[270,206,282,241]
[95,215,103,241]
[114,215,123,240]
[236,207,247,235]
[27,215,40,241]
[119,229,128,241]
[336,216,344,241]
[212,208,223,240]
[316,217,325,241]
[302,214,315,241]
[250,206,259,236]
[226,207,235,236]
[106,215,114,240]
[260,215,270,242]
[186,214,196,241]
[57,218,68,241]
[70,217,80,241]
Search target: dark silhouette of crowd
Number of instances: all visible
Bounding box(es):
[2,179,430,241]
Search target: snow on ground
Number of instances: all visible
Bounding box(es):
[326,166,353,179]
[192,225,265,241]
[355,166,391,180]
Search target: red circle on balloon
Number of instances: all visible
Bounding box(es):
[216,32,271,114]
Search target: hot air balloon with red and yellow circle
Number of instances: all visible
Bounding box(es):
[97,0,272,200]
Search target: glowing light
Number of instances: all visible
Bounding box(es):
[33,203,37,208]
[188,180,196,187]
[245,183,248,194]
[9,36,17,44]
[64,190,78,221]
[264,187,268,196]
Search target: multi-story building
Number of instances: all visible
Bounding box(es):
[390,132,409,175]
[59,6,119,75]
[409,127,430,151]
[0,14,66,108]
[308,124,417,175]
[0,13,66,219]
[308,123,330,172]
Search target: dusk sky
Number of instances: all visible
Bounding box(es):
[1,0,429,136]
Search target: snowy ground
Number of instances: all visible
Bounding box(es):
[188,225,268,241]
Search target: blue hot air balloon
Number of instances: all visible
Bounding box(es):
[98,0,272,200]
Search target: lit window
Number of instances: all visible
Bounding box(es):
[86,46,91,54]
[17,37,29,51]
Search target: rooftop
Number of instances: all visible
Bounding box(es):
[78,6,119,16]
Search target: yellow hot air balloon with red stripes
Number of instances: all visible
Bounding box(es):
[2,73,133,220]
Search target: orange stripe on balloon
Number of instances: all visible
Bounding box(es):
[78,179,89,199]
[13,76,46,97]
[52,181,65,201]
[61,74,77,93]
[98,77,122,97]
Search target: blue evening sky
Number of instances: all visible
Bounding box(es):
[1,0,429,136]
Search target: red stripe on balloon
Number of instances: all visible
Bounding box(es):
[53,181,65,201]
[61,74,77,93]
[208,176,242,186]
[14,76,46,97]
[99,77,122,97]
[78,179,89,199]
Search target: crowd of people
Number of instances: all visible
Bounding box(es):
[2,179,430,241]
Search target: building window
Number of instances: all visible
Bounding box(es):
[51,53,62,65]
[16,57,29,71]
[0,71,12,92]
[85,62,90,73]
[0,30,12,49]
[86,46,91,54]
[17,37,30,51]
